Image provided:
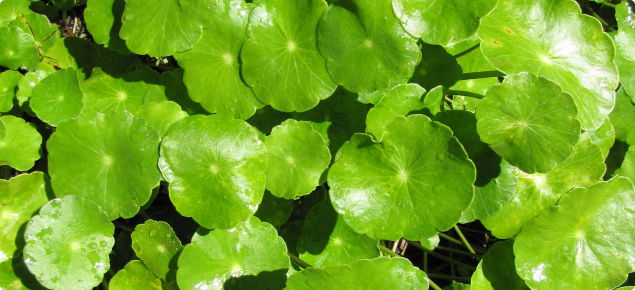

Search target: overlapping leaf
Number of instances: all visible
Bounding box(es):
[0,115,42,171]
[109,260,162,290]
[30,67,83,126]
[131,220,182,280]
[0,70,22,112]
[471,240,528,290]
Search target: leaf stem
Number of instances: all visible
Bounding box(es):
[428,279,442,290]
[405,241,476,271]
[427,274,471,283]
[438,233,488,254]
[601,2,617,8]
[288,252,312,269]
[453,225,476,254]
[377,244,399,257]
[112,220,135,232]
[461,70,505,80]
[70,10,78,37]
[446,90,486,100]
[453,43,480,58]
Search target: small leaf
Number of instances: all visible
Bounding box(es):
[421,85,445,117]
[23,195,115,290]
[0,172,51,263]
[131,220,183,280]
[254,191,293,230]
[47,110,162,220]
[30,68,83,126]
[109,260,162,290]
[84,0,131,54]
[476,72,581,173]
[298,200,379,268]
[514,177,635,289]
[471,240,528,290]
[0,115,42,171]
[409,43,463,90]
[135,101,188,138]
[0,26,38,71]
[0,71,22,112]
[317,0,420,93]
[177,217,289,290]
[285,257,428,289]
[365,83,426,139]
[159,114,267,230]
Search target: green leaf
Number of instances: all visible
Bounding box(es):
[409,43,463,90]
[583,117,615,160]
[421,85,445,117]
[0,71,22,113]
[328,114,475,240]
[471,240,528,290]
[119,0,220,57]
[482,137,606,238]
[0,115,42,171]
[298,200,379,268]
[37,37,99,81]
[615,1,635,100]
[0,258,45,290]
[449,38,499,96]
[47,110,162,220]
[476,72,581,173]
[159,114,267,230]
[30,68,84,126]
[241,0,336,112]
[477,0,618,131]
[514,177,635,289]
[365,83,426,139]
[16,70,51,100]
[254,191,292,230]
[317,0,420,93]
[135,101,188,138]
[174,1,263,119]
[291,87,368,158]
[393,0,497,45]
[23,195,115,290]
[0,0,30,26]
[131,220,183,280]
[265,120,330,199]
[420,234,440,250]
[356,87,392,105]
[177,217,289,290]
[0,26,38,71]
[610,88,635,146]
[81,66,160,114]
[93,46,141,78]
[285,257,428,289]
[8,11,59,57]
[615,146,635,184]
[109,260,162,290]
[154,69,208,116]
[84,0,131,54]
[0,172,51,263]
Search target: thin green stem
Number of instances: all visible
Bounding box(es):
[461,70,505,80]
[453,225,476,254]
[378,244,399,257]
[427,274,471,283]
[288,252,312,269]
[428,279,442,290]
[71,10,78,36]
[140,211,151,221]
[112,220,134,232]
[423,252,428,272]
[453,43,480,58]
[586,3,616,31]
[437,233,488,254]
[101,277,109,290]
[405,241,476,271]
[601,2,617,8]
[446,90,486,100]
[62,10,67,29]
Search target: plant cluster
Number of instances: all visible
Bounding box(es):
[1,0,635,289]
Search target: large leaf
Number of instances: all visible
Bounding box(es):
[471,240,528,290]
[297,200,379,268]
[328,114,476,240]
[265,120,330,199]
[285,257,428,289]
[392,0,497,45]
[241,0,336,112]
[47,110,162,220]
[84,0,131,54]
[177,217,289,290]
[365,83,426,139]
[0,172,50,263]
[159,114,267,230]
[30,67,84,126]
[0,26,38,70]
[317,0,420,93]
[131,220,182,280]
[8,10,59,57]
[610,88,635,146]
[174,0,263,119]
[514,177,635,289]
[109,260,162,290]
[119,0,220,56]
[476,73,581,173]
[0,70,22,112]
[477,0,618,131]
[0,115,42,171]
[23,195,115,290]
[482,137,606,238]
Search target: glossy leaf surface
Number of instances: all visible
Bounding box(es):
[0,70,22,112]
[30,68,83,126]
[471,240,528,290]
[0,115,42,171]
[365,83,426,139]
[131,220,182,279]
[109,260,162,290]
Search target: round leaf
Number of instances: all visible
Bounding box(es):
[0,26,38,71]
[131,220,183,280]
[0,172,50,263]
[285,257,428,290]
[0,70,22,112]
[477,0,618,131]
[392,0,497,45]
[84,0,131,54]
[297,200,379,268]
[8,11,59,57]
[365,83,426,139]
[0,258,45,290]
[23,195,115,290]
[30,68,84,126]
[328,114,476,240]
[254,191,292,230]
[159,114,267,230]
[265,120,330,199]
[109,260,162,290]
[135,101,188,138]
[471,240,528,290]
[610,88,635,146]
[177,217,289,290]
[47,110,162,220]
[0,115,42,171]
[241,0,337,112]
[174,0,264,119]
[317,0,420,93]
[476,72,581,173]
[409,43,463,90]
[37,37,99,81]
[514,177,635,289]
